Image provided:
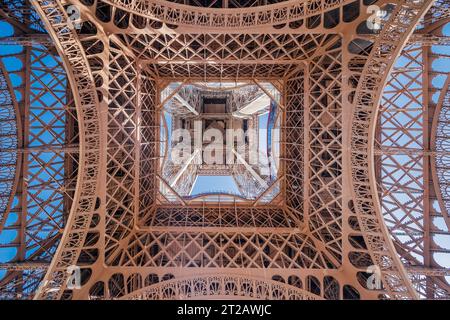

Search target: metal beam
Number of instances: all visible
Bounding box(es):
[0,35,53,46]
[173,93,199,116]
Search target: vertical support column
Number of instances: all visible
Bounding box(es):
[91,36,110,270]
[340,33,365,292]
[305,41,343,265]
[17,44,31,297]
[340,38,350,249]
[155,79,162,206]
[194,118,203,164]
[284,67,305,224]
[252,113,258,165]
[64,73,82,226]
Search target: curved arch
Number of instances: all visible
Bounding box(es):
[0,59,22,233]
[191,82,253,91]
[32,0,101,299]
[350,0,434,299]
[374,17,450,298]
[119,274,323,300]
[100,0,352,29]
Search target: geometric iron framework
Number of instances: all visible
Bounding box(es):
[0,0,449,300]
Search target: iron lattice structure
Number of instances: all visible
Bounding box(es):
[0,0,448,300]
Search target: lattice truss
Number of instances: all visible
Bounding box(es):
[376,14,450,298]
[159,83,274,200]
[165,0,290,8]
[0,0,79,299]
[0,0,449,300]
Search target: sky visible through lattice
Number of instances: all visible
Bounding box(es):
[0,17,449,287]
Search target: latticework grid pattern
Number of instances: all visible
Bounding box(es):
[0,0,448,301]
